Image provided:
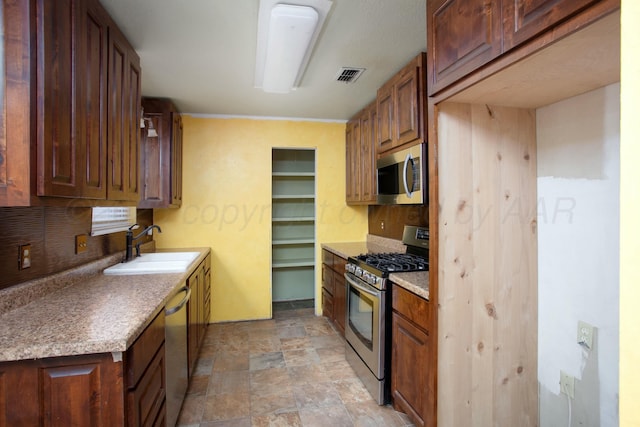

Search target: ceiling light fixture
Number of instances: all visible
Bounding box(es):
[255,0,333,94]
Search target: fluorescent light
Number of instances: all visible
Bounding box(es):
[255,0,333,94]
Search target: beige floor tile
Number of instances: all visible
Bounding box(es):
[283,348,321,367]
[249,337,282,354]
[345,401,410,427]
[250,367,291,394]
[333,378,375,404]
[291,381,343,409]
[252,411,303,427]
[200,418,252,427]
[202,392,252,422]
[208,370,251,396]
[287,364,331,385]
[177,394,205,425]
[298,404,354,427]
[280,336,313,351]
[250,389,297,416]
[214,351,251,372]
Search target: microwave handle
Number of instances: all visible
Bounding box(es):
[403,153,414,197]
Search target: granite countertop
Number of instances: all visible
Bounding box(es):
[0,247,210,362]
[322,236,430,300]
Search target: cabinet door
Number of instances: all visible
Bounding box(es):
[345,118,361,203]
[107,24,141,201]
[391,312,430,427]
[333,271,346,336]
[503,0,603,51]
[0,0,32,206]
[77,0,108,199]
[36,0,78,198]
[0,353,125,426]
[187,266,201,376]
[427,0,502,95]
[127,344,166,427]
[376,80,394,153]
[171,113,183,206]
[360,104,376,204]
[394,66,421,147]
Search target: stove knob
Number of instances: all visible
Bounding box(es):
[363,272,371,283]
[368,275,376,285]
[355,267,362,278]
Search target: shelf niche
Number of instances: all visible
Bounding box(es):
[271,149,316,304]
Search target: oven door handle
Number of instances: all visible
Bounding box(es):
[344,273,381,298]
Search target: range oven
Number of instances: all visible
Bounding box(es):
[344,225,429,404]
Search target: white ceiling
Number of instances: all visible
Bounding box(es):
[99,0,427,121]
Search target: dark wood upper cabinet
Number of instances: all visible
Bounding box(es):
[427,0,619,95]
[427,0,502,95]
[107,22,141,202]
[346,100,376,205]
[502,0,603,51]
[139,97,183,209]
[0,0,140,206]
[36,0,79,198]
[0,1,32,206]
[376,53,426,155]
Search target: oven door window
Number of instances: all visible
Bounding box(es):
[348,284,375,351]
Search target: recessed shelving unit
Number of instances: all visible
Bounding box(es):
[272,149,316,303]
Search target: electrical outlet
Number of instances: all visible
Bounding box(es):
[578,320,594,350]
[560,371,575,399]
[19,244,32,270]
[75,234,88,254]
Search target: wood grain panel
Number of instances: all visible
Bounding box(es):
[368,205,428,240]
[437,102,537,426]
[0,0,33,206]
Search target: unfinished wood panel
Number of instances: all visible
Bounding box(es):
[437,102,538,427]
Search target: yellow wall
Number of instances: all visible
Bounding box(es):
[620,1,640,426]
[154,116,368,322]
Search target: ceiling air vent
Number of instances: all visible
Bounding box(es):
[335,67,365,84]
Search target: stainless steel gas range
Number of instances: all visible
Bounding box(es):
[344,225,429,404]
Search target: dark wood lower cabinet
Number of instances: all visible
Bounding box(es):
[321,249,347,335]
[187,255,211,376]
[391,285,435,427]
[0,311,166,426]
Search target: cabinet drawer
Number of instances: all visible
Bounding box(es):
[127,343,166,427]
[322,249,334,268]
[392,284,431,332]
[334,255,347,275]
[322,288,334,319]
[322,264,334,295]
[126,310,165,387]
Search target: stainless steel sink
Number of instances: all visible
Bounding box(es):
[104,252,200,275]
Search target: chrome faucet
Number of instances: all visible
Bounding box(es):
[124,224,162,262]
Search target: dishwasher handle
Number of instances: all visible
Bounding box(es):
[165,286,191,316]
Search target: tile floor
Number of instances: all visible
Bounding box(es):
[177,300,414,427]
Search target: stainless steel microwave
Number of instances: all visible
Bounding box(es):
[376,143,426,205]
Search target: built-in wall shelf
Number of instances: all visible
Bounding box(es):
[271,149,316,304]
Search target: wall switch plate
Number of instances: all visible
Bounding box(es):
[577,320,594,350]
[19,244,31,270]
[560,371,575,399]
[75,234,88,254]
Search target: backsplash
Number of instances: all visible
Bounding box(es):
[368,205,428,240]
[0,207,153,291]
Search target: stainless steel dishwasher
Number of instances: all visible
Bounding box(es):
[165,285,191,427]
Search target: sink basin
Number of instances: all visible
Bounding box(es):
[104,252,200,275]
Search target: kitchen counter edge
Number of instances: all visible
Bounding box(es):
[0,247,211,363]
